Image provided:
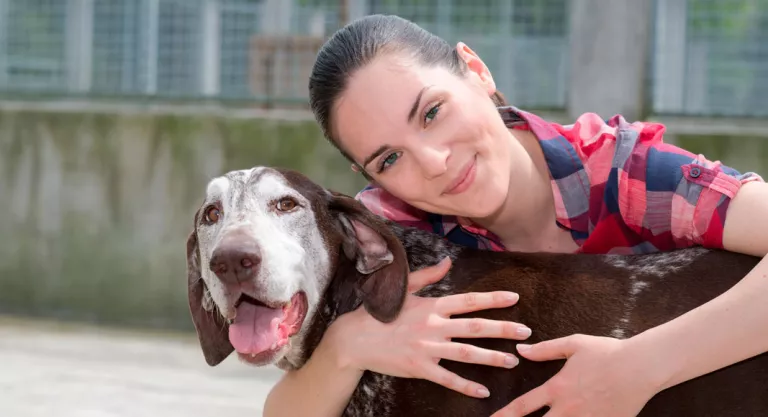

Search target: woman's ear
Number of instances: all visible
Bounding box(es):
[455,42,496,96]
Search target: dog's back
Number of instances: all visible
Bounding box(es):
[358,245,768,417]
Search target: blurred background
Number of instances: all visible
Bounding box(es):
[1,0,767,415]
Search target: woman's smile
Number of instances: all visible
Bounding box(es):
[442,154,478,195]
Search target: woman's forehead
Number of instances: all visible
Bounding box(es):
[333,56,455,153]
[346,55,437,110]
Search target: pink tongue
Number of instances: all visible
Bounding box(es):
[228,302,286,354]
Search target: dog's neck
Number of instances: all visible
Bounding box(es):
[290,222,465,369]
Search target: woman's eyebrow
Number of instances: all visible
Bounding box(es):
[407,85,432,123]
[363,144,390,169]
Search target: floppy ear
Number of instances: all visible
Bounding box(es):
[330,193,409,323]
[187,211,234,366]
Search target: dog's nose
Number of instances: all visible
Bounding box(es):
[209,230,262,284]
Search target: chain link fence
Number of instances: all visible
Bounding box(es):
[0,0,569,109]
[652,0,768,117]
[3,0,768,116]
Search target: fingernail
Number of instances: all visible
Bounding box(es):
[516,326,532,338]
[506,292,519,302]
[504,354,519,368]
[477,387,490,398]
[517,343,532,353]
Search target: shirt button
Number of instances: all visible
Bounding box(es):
[690,167,701,178]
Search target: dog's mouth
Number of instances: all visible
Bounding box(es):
[227,291,308,363]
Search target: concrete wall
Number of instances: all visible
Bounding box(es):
[0,106,366,331]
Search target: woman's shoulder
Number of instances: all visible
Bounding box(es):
[355,184,507,250]
[551,112,666,161]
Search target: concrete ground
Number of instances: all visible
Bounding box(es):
[0,316,283,417]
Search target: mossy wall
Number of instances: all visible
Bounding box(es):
[1,108,766,332]
[672,134,768,176]
[0,108,367,331]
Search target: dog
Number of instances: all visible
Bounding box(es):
[185,166,768,417]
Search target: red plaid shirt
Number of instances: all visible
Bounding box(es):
[355,106,764,254]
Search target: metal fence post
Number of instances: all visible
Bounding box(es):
[143,0,159,95]
[0,0,8,90]
[652,0,688,115]
[66,0,94,93]
[346,0,368,23]
[498,0,514,102]
[436,0,451,39]
[201,0,220,97]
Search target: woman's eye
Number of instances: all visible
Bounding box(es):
[424,103,441,125]
[379,153,400,172]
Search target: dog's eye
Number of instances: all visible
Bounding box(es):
[203,205,221,224]
[276,197,298,212]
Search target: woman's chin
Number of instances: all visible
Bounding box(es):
[453,196,506,220]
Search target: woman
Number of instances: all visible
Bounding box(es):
[264,14,768,417]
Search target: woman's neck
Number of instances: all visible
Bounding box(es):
[471,129,577,253]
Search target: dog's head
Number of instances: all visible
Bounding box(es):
[186,167,409,368]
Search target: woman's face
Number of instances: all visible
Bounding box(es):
[332,43,526,219]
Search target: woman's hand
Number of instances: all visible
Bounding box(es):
[326,257,532,398]
[491,334,658,417]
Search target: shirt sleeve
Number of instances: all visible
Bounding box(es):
[611,119,765,250]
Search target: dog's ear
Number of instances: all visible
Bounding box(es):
[187,209,234,366]
[330,193,409,323]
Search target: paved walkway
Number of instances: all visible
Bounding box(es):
[0,316,283,417]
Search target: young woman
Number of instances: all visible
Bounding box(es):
[264,14,768,417]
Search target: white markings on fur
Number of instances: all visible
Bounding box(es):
[603,247,708,278]
[604,247,708,339]
[195,167,333,367]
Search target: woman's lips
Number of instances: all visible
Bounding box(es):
[443,155,477,195]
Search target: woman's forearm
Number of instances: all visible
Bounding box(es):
[627,254,768,393]
[263,332,364,417]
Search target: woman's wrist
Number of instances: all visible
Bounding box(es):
[323,314,364,373]
[618,334,671,397]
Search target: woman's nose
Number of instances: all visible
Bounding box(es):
[413,145,449,180]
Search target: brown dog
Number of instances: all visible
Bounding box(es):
[186,166,768,416]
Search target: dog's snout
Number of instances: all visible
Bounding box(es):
[209,230,262,284]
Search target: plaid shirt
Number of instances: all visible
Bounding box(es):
[355,106,765,255]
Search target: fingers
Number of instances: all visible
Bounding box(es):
[408,256,452,293]
[435,291,520,316]
[445,317,532,341]
[421,363,492,399]
[428,341,520,369]
[516,334,582,362]
[490,385,551,417]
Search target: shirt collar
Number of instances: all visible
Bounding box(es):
[451,106,590,238]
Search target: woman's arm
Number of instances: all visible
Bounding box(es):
[635,181,768,391]
[491,181,768,417]
[263,328,364,417]
[264,257,529,417]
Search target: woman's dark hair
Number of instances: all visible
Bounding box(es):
[308,14,507,169]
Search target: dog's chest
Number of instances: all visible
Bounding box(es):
[343,372,395,417]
